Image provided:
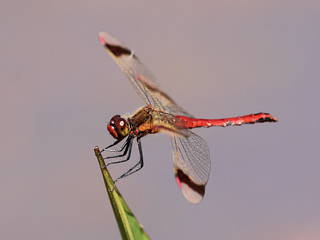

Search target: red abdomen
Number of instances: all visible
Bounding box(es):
[175,113,278,129]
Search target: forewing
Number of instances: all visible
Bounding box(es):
[99,32,192,117]
[171,131,211,204]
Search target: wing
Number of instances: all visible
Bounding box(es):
[99,32,192,117]
[171,131,211,204]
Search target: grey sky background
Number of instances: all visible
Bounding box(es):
[1,1,319,239]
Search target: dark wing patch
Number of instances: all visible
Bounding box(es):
[104,43,132,57]
[175,169,205,203]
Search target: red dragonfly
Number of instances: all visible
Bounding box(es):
[99,32,277,204]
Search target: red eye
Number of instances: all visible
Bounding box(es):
[107,115,128,140]
[107,124,118,139]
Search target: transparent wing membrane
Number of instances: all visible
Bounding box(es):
[99,32,192,117]
[171,131,211,203]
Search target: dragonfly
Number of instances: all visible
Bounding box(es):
[98,32,278,204]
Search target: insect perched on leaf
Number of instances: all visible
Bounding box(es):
[99,32,277,204]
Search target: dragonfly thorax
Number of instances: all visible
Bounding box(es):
[107,115,130,140]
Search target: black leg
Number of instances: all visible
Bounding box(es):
[103,137,132,158]
[106,136,133,153]
[106,138,134,166]
[104,140,130,160]
[115,137,144,182]
[101,138,123,153]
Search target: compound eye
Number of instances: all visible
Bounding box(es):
[109,115,120,127]
[107,115,129,140]
[116,118,127,130]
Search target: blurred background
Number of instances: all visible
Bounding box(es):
[1,0,319,239]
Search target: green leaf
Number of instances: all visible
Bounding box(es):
[94,147,151,240]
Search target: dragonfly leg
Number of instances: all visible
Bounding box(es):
[101,138,124,152]
[105,138,134,166]
[105,136,133,153]
[115,137,144,182]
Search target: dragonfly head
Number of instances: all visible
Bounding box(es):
[107,115,129,140]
